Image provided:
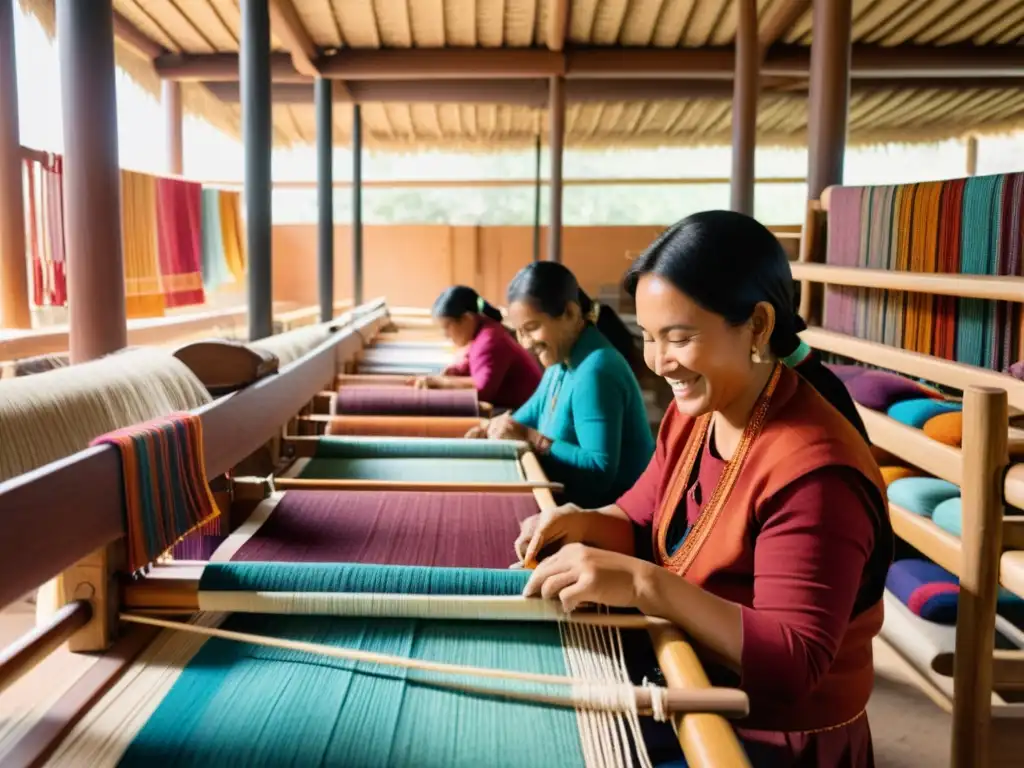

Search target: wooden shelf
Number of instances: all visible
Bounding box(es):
[790,262,1024,303]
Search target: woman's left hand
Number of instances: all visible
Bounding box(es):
[486,413,528,441]
[522,543,657,613]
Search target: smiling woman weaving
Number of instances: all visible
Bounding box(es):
[517,212,894,768]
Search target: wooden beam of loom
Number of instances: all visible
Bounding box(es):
[0,302,388,613]
[155,45,1024,82]
[268,0,319,77]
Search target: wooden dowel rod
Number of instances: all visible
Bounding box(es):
[789,262,1024,303]
[0,600,92,695]
[272,478,562,493]
[118,612,748,718]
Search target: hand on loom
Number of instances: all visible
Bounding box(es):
[486,412,528,441]
[522,543,656,614]
[515,504,589,567]
[411,376,437,390]
[464,420,489,439]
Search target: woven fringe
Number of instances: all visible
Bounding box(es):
[90,412,220,574]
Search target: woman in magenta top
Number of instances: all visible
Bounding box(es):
[416,286,542,410]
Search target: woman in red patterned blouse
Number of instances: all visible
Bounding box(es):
[516,211,893,768]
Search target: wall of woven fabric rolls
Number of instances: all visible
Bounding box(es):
[823,172,1024,372]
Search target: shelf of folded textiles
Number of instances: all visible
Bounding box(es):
[803,328,1024,413]
[789,262,1024,303]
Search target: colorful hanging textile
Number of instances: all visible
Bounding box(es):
[218,189,247,282]
[120,170,165,318]
[90,412,219,574]
[200,189,233,291]
[156,178,206,308]
[23,154,68,308]
[821,172,1024,372]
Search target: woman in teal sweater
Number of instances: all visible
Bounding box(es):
[473,262,654,509]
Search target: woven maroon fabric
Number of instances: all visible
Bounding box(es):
[334,386,479,417]
[232,490,535,568]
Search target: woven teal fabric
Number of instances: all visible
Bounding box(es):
[298,456,522,483]
[200,562,530,595]
[957,175,1003,367]
[117,615,585,767]
[315,436,521,460]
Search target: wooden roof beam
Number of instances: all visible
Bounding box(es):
[155,45,1024,82]
[758,0,812,56]
[202,76,1024,108]
[547,0,571,52]
[111,10,167,60]
[268,0,320,77]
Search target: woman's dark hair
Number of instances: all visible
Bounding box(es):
[507,262,645,377]
[432,285,503,324]
[624,210,868,442]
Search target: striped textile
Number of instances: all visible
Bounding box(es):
[156,178,206,308]
[120,171,165,319]
[200,189,233,291]
[822,172,1024,371]
[90,413,219,573]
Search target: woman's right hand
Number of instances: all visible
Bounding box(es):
[464,420,489,439]
[515,504,591,566]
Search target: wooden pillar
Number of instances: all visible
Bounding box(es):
[965,135,978,177]
[548,76,565,263]
[163,80,183,176]
[56,0,126,362]
[806,0,852,199]
[315,78,334,323]
[351,104,363,306]
[730,0,758,216]
[532,135,542,262]
[241,0,273,341]
[952,387,1008,768]
[0,0,30,329]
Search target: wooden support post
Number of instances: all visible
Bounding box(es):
[951,387,1009,768]
[548,76,565,263]
[61,545,121,652]
[163,79,183,175]
[242,0,273,341]
[806,0,852,199]
[730,0,759,216]
[800,0,852,327]
[0,0,30,329]
[352,104,364,305]
[57,0,127,362]
[316,77,334,322]
[965,135,978,177]
[533,135,542,262]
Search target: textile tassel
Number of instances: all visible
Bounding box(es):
[91,413,220,574]
[823,186,863,335]
[866,186,895,344]
[156,178,206,308]
[905,182,942,356]
[957,175,1002,368]
[23,158,44,307]
[994,173,1022,371]
[219,190,247,282]
[121,171,166,318]
[933,179,965,360]
[200,189,233,291]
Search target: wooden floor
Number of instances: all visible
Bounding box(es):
[0,602,952,765]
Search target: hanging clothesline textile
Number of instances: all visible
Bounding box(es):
[823,172,1024,372]
[20,150,246,311]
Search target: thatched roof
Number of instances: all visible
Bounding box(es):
[18,0,1024,151]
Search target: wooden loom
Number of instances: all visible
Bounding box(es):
[793,184,1024,768]
[0,300,751,768]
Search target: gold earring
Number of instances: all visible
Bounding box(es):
[750,346,763,364]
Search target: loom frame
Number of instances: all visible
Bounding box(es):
[795,185,1024,767]
[0,300,751,768]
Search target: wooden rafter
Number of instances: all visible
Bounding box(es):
[758,0,812,53]
[268,0,320,77]
[547,0,571,52]
[111,10,166,60]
